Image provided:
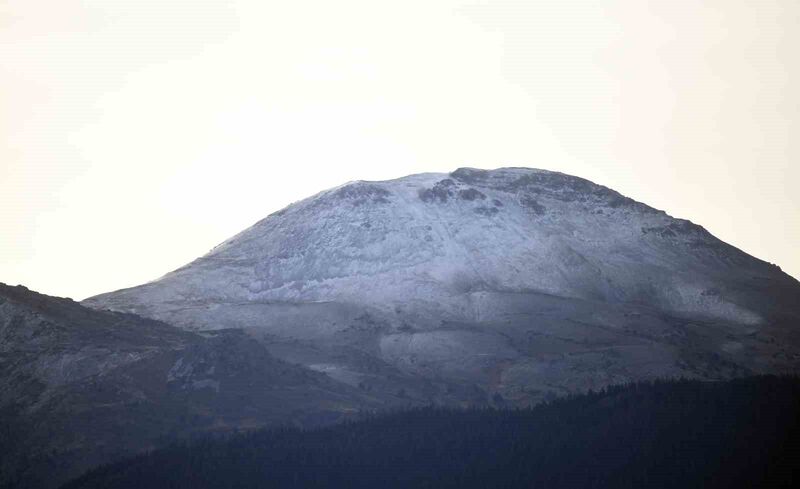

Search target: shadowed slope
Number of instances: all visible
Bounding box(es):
[0,284,386,489]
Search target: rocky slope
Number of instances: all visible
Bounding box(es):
[85,167,800,404]
[0,283,392,489]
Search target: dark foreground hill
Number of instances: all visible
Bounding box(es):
[63,376,800,489]
[0,283,387,489]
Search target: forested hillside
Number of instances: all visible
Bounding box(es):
[62,376,800,489]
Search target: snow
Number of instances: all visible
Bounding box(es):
[87,167,773,327]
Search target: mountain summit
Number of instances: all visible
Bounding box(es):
[85,167,800,403]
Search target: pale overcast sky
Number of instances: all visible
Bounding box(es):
[2,0,798,300]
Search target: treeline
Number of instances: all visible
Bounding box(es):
[62,376,800,489]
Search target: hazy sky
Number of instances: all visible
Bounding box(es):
[2,0,798,300]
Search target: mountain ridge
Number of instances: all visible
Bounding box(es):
[0,282,391,489]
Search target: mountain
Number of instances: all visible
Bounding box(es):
[0,283,387,489]
[84,167,800,404]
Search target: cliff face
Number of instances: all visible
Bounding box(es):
[84,167,800,404]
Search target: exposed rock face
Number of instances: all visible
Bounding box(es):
[0,284,384,489]
[84,167,800,405]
